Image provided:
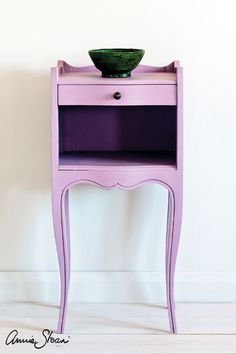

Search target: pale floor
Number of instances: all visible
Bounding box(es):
[0,303,236,353]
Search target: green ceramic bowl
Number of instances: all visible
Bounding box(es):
[88,48,145,78]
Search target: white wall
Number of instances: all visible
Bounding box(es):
[0,0,236,302]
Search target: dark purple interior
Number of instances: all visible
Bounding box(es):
[59,106,176,161]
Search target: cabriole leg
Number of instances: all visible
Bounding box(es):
[166,184,183,333]
[52,186,71,333]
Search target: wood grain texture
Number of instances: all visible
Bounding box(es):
[0,303,236,353]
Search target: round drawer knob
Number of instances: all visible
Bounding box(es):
[113,92,121,100]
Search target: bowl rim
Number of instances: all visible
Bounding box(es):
[89,48,145,54]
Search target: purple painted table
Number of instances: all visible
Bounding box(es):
[51,60,183,333]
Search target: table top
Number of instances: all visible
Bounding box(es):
[55,61,179,85]
[58,71,177,85]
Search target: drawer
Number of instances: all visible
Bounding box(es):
[58,85,176,106]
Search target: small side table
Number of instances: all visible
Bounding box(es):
[51,60,183,333]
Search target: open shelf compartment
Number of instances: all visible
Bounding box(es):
[58,105,177,169]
